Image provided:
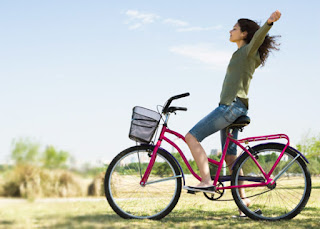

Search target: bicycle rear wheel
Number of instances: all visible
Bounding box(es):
[104,145,182,219]
[231,143,311,221]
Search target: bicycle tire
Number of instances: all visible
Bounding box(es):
[231,143,311,221]
[104,145,182,220]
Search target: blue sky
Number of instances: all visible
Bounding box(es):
[1,1,319,166]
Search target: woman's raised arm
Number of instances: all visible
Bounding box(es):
[267,10,282,25]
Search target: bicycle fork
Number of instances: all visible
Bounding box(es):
[139,121,168,186]
[139,143,161,186]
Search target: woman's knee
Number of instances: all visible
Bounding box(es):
[185,132,196,144]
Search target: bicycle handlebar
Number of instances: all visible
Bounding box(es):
[162,92,190,114]
[169,92,190,100]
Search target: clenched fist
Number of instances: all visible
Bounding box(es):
[268,10,281,24]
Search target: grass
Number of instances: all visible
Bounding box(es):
[0,178,320,229]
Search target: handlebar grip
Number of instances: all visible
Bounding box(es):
[162,92,190,114]
[170,92,190,100]
[167,106,188,113]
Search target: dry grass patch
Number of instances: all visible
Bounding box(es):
[1,165,88,199]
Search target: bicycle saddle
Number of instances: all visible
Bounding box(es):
[229,115,250,128]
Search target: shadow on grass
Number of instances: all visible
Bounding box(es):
[37,207,320,228]
[39,214,117,229]
[0,220,14,225]
[311,185,320,189]
[164,208,232,222]
[41,209,249,229]
[163,208,320,227]
[162,208,249,228]
[304,207,319,211]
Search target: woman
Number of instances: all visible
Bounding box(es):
[184,11,281,199]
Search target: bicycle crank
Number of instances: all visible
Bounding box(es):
[203,181,225,201]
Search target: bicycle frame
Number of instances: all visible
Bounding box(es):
[139,119,292,191]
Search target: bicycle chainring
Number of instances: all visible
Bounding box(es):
[203,181,225,201]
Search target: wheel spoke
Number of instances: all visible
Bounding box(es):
[231,143,311,220]
[105,146,182,219]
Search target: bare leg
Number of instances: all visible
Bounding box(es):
[225,155,251,215]
[185,133,213,187]
[225,155,248,197]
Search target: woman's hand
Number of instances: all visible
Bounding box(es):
[267,10,281,24]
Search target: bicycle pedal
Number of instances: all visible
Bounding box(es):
[187,190,197,194]
[254,209,262,215]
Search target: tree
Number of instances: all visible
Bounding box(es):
[296,133,320,175]
[11,138,40,165]
[10,138,70,169]
[297,134,320,160]
[171,152,199,174]
[42,145,69,169]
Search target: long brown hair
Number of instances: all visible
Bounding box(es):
[238,18,280,66]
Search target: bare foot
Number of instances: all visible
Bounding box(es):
[242,198,251,207]
[194,181,213,188]
[238,198,251,216]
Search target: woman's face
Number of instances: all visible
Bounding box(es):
[229,23,246,43]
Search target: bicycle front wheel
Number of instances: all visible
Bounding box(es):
[104,145,182,219]
[231,143,311,221]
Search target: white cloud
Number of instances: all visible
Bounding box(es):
[163,18,189,27]
[123,10,222,32]
[128,23,142,30]
[177,25,223,32]
[169,43,231,69]
[125,10,159,24]
[124,10,160,30]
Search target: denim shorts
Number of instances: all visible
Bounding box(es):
[189,98,248,155]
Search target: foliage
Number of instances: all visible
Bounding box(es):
[11,138,41,165]
[112,152,221,176]
[10,138,70,169]
[42,145,69,169]
[2,138,105,198]
[297,133,320,175]
[297,134,320,160]
[78,163,107,177]
[152,161,174,176]
[208,154,221,175]
[0,164,12,172]
[171,152,200,175]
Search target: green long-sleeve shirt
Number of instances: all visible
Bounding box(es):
[219,21,273,108]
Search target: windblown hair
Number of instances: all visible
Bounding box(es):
[238,18,280,66]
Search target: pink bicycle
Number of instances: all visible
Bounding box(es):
[104,93,311,221]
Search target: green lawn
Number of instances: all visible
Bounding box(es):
[1,178,320,229]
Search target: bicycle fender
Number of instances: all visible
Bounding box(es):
[159,147,186,186]
[231,151,248,171]
[287,145,309,164]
